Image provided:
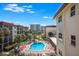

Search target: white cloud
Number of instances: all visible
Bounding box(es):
[1,20,12,23]
[43,16,49,19]
[4,4,35,13]
[42,16,52,19]
[26,9,31,11]
[22,6,27,7]
[12,7,24,12]
[23,5,32,8]
[4,4,25,12]
[28,11,35,13]
[41,24,46,26]
[27,5,32,8]
[26,9,35,13]
[4,7,12,11]
[8,4,17,7]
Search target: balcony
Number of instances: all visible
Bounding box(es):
[0,37,2,44]
[4,43,17,51]
[4,36,9,43]
[0,45,2,52]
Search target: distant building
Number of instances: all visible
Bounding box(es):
[30,24,41,32]
[53,3,79,56]
[16,25,28,34]
[41,26,46,35]
[45,25,56,37]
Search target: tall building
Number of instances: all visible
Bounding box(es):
[41,26,46,35]
[0,21,17,52]
[53,3,79,56]
[30,24,41,32]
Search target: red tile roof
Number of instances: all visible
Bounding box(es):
[0,21,15,26]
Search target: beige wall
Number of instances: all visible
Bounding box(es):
[45,27,56,37]
[55,3,79,56]
[56,12,66,56]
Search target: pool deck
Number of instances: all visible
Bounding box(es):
[19,40,55,56]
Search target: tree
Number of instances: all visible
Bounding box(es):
[37,31,42,35]
[25,30,29,36]
[25,31,32,40]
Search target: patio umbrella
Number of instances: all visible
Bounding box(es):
[20,45,27,50]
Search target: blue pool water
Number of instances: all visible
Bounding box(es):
[28,42,45,51]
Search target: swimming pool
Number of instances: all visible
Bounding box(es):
[28,42,45,51]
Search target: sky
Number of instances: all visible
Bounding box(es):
[0,3,62,27]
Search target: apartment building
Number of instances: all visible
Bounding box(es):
[45,25,56,37]
[53,3,79,56]
[30,24,41,32]
[0,21,17,52]
[16,25,28,34]
[41,26,46,35]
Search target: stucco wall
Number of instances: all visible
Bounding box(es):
[45,27,56,37]
[64,4,79,55]
[55,3,79,56]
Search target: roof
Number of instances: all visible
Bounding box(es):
[0,21,28,28]
[53,3,68,19]
[16,25,28,28]
[45,25,56,27]
[16,25,24,27]
[0,21,15,26]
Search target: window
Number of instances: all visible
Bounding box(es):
[9,36,12,43]
[59,49,62,56]
[4,36,9,43]
[59,33,62,39]
[71,35,76,47]
[0,38,2,44]
[48,32,54,37]
[58,16,62,23]
[0,45,2,52]
[71,5,75,17]
[15,31,17,33]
